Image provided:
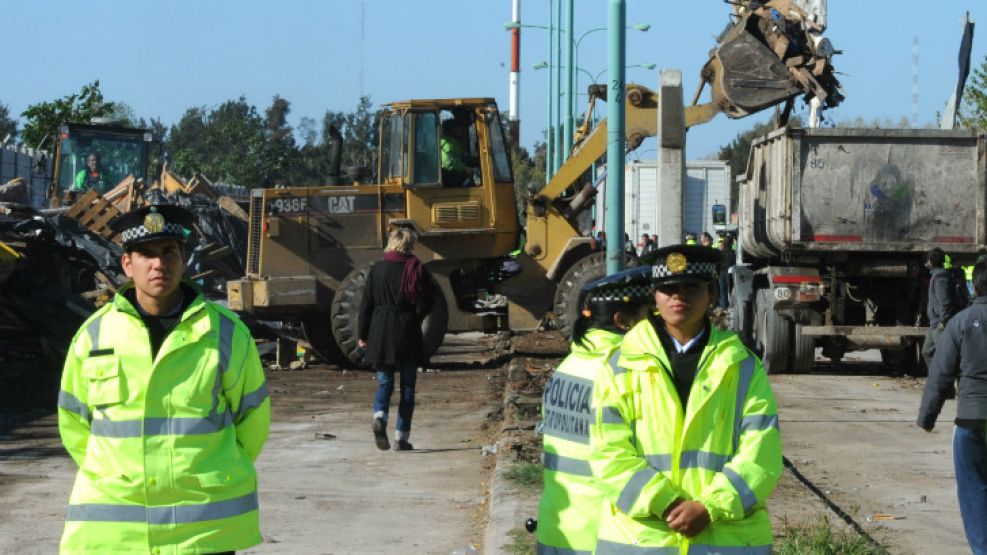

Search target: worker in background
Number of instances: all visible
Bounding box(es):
[536,266,654,555]
[590,244,781,554]
[440,118,471,187]
[700,231,714,247]
[57,204,270,554]
[718,234,735,309]
[72,151,114,193]
[359,227,436,451]
[685,233,698,245]
[924,247,957,369]
[918,258,987,555]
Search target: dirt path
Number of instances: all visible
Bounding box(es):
[772,355,967,554]
[0,366,499,554]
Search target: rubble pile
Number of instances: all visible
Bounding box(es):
[0,205,121,420]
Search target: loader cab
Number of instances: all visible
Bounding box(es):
[50,122,151,206]
[376,98,519,259]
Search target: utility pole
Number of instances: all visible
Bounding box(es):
[605,0,626,274]
[563,0,574,161]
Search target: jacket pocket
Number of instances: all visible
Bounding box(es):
[81,356,124,406]
[193,465,253,489]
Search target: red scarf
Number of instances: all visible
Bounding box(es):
[383,251,424,304]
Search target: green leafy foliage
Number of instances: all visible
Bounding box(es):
[959,54,987,130]
[21,81,117,149]
[503,461,542,490]
[0,103,17,144]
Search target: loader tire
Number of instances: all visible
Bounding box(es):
[755,289,791,374]
[553,252,636,339]
[301,314,347,365]
[331,266,449,368]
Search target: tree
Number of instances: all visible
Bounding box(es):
[959,54,987,130]
[166,98,266,186]
[343,96,377,171]
[21,81,117,149]
[716,118,777,181]
[262,95,297,186]
[0,103,16,144]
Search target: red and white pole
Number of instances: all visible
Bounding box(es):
[509,0,521,141]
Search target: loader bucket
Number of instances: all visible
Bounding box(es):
[699,2,843,121]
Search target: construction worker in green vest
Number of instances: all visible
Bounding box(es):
[589,244,782,554]
[685,233,698,245]
[57,204,270,554]
[536,266,654,554]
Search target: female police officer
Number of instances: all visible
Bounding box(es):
[589,244,782,554]
[536,266,654,554]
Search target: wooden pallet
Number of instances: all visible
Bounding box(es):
[65,189,121,241]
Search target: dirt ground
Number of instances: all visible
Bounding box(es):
[0,362,501,554]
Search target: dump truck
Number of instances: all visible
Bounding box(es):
[730,127,987,375]
[227,0,843,365]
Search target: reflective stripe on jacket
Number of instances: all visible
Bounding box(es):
[57,283,270,554]
[589,321,781,553]
[536,329,622,554]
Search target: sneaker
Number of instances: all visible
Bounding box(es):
[372,417,390,451]
[394,439,414,451]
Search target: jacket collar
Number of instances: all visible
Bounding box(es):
[570,328,623,358]
[619,313,747,376]
[113,280,206,321]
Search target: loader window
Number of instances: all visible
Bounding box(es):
[412,112,439,184]
[380,113,404,181]
[486,111,513,183]
[56,131,148,195]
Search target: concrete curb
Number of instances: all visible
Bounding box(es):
[483,444,529,554]
[484,358,535,554]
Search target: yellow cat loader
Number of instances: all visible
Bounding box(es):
[227,0,842,364]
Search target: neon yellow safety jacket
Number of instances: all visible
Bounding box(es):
[589,320,781,554]
[57,283,270,554]
[537,329,622,554]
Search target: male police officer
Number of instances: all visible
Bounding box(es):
[57,204,270,554]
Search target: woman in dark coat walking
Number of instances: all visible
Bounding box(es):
[358,227,435,451]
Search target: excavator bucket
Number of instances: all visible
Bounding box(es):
[698,0,843,120]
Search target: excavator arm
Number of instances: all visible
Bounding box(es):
[522,0,842,278]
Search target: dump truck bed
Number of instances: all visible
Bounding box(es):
[739,128,986,259]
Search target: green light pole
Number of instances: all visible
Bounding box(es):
[567,22,648,163]
[606,0,626,274]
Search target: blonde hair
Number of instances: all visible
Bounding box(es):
[385,227,417,254]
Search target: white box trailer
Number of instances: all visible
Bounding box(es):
[601,159,730,243]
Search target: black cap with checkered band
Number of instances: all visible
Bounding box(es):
[109,204,195,250]
[650,244,721,286]
[581,266,655,305]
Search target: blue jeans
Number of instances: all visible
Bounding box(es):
[373,363,418,434]
[954,426,987,554]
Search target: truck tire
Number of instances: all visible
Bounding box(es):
[789,321,815,373]
[756,289,791,374]
[331,266,449,367]
[553,252,637,339]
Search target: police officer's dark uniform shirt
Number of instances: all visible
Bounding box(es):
[124,284,196,358]
[651,312,712,408]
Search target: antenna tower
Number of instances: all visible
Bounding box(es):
[912,37,919,127]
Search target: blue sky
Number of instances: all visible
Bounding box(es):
[1,1,984,161]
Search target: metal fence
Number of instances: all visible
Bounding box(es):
[0,145,52,209]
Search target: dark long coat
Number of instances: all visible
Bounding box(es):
[358,258,435,368]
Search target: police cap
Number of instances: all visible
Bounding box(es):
[582,265,654,304]
[109,204,195,249]
[650,244,721,286]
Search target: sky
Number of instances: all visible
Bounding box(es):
[1,1,985,162]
